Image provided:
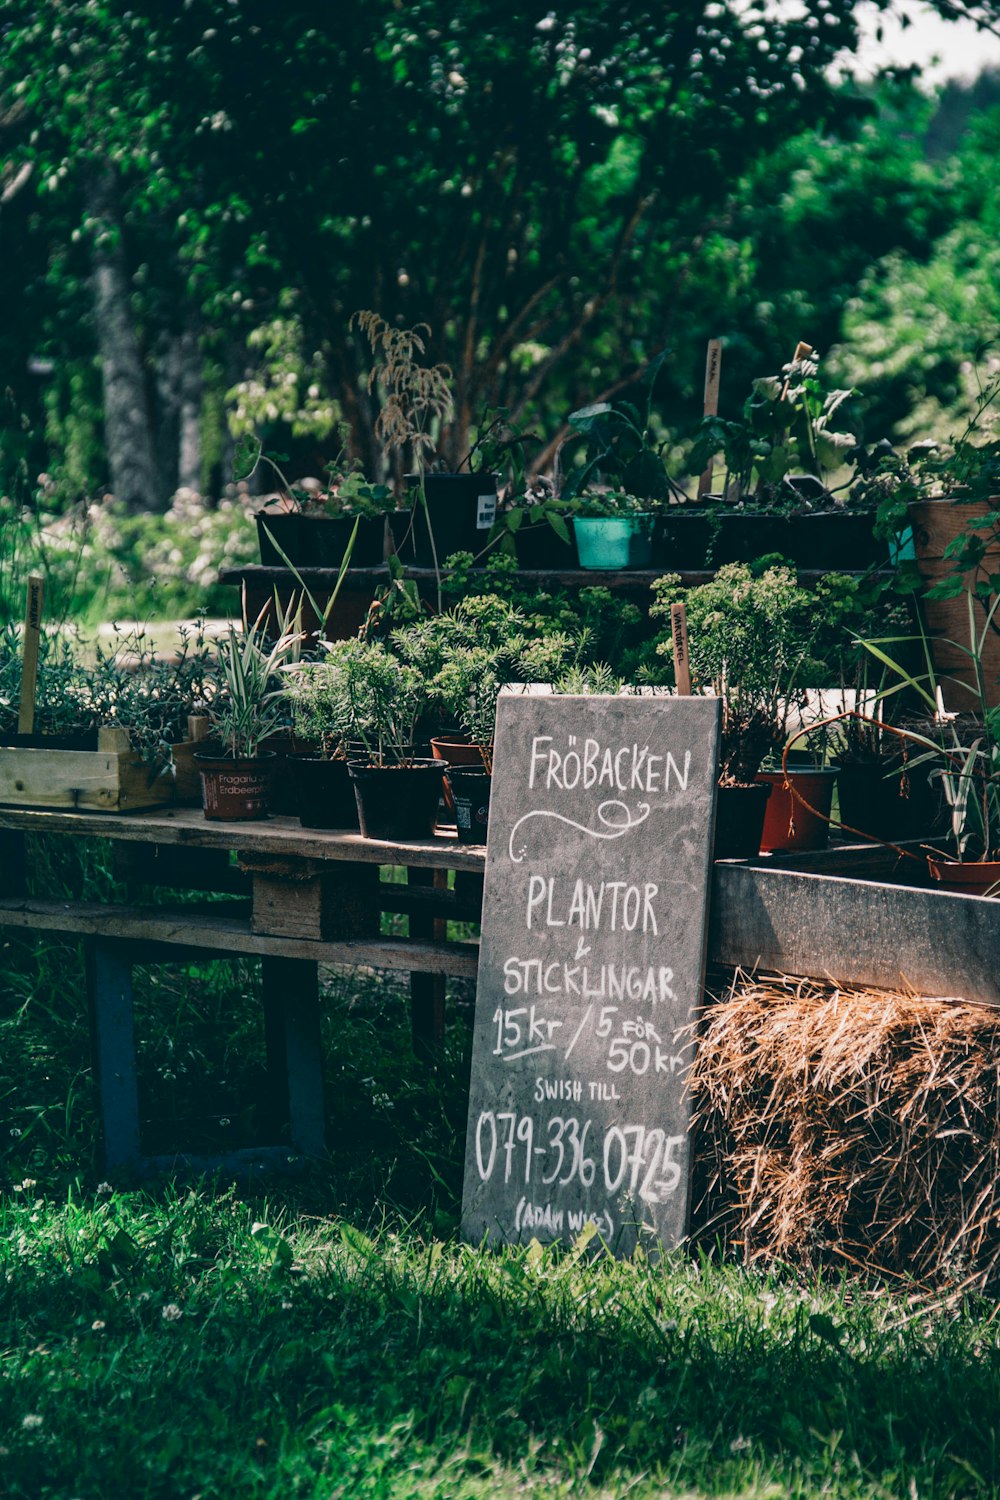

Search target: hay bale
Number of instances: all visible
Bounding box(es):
[689,972,1000,1289]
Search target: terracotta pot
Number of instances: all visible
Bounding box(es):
[196,752,275,821]
[756,767,837,853]
[348,759,448,841]
[447,767,491,845]
[908,498,1000,711]
[714,781,772,860]
[926,857,1000,897]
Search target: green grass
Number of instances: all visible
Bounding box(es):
[3,838,1000,1497]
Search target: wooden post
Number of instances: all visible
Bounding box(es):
[261,956,325,1157]
[780,341,814,400]
[408,868,448,1062]
[17,573,44,736]
[85,938,142,1174]
[670,602,691,696]
[697,340,723,498]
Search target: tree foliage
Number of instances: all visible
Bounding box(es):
[1,1,999,501]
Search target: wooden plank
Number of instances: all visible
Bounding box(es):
[709,863,1000,1007]
[0,738,204,814]
[0,896,480,976]
[246,860,380,941]
[0,804,488,872]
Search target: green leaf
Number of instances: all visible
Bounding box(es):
[232,433,261,483]
[250,1222,293,1269]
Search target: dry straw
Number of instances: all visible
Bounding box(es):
[689,971,1000,1292]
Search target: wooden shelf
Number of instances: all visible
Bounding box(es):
[0,804,487,873]
[0,895,479,977]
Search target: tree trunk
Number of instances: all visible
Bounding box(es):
[87,170,162,511]
[177,324,202,493]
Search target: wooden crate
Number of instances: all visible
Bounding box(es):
[0,727,204,813]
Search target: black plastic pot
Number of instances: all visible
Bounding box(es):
[652,508,887,572]
[836,759,947,843]
[407,474,498,568]
[255,512,300,566]
[299,515,387,568]
[348,759,448,840]
[447,767,491,845]
[514,521,574,569]
[292,755,359,830]
[195,751,275,821]
[714,781,772,860]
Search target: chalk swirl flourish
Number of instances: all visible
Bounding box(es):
[508,800,650,863]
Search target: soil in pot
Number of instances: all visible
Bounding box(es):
[292,755,358,830]
[714,780,772,859]
[196,751,275,821]
[448,767,491,845]
[349,759,448,841]
[926,856,1000,897]
[757,766,837,853]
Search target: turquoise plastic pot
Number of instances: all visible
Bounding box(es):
[573,515,652,569]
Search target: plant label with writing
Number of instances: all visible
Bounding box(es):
[462,694,720,1256]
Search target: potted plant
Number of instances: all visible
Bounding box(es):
[352,311,501,595]
[867,362,1000,710]
[308,635,445,840]
[196,602,303,821]
[282,657,358,829]
[568,490,655,570]
[240,433,391,571]
[557,365,674,570]
[649,562,842,857]
[850,592,1000,893]
[684,346,878,571]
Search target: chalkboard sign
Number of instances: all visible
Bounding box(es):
[461,693,721,1256]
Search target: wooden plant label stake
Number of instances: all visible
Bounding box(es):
[461,692,720,1257]
[670,603,691,696]
[18,572,44,736]
[697,338,722,498]
[780,340,814,400]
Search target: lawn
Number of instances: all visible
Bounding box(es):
[2,838,999,1498]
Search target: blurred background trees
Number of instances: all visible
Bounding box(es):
[2,0,1000,508]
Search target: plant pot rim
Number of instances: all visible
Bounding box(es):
[348,757,447,772]
[194,749,277,765]
[758,765,837,778]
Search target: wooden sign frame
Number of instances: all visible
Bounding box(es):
[461,693,720,1257]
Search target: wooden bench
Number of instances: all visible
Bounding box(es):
[0,807,485,1177]
[3,806,997,1177]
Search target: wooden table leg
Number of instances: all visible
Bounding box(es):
[408,868,448,1062]
[261,956,325,1157]
[85,938,141,1175]
[0,830,26,897]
